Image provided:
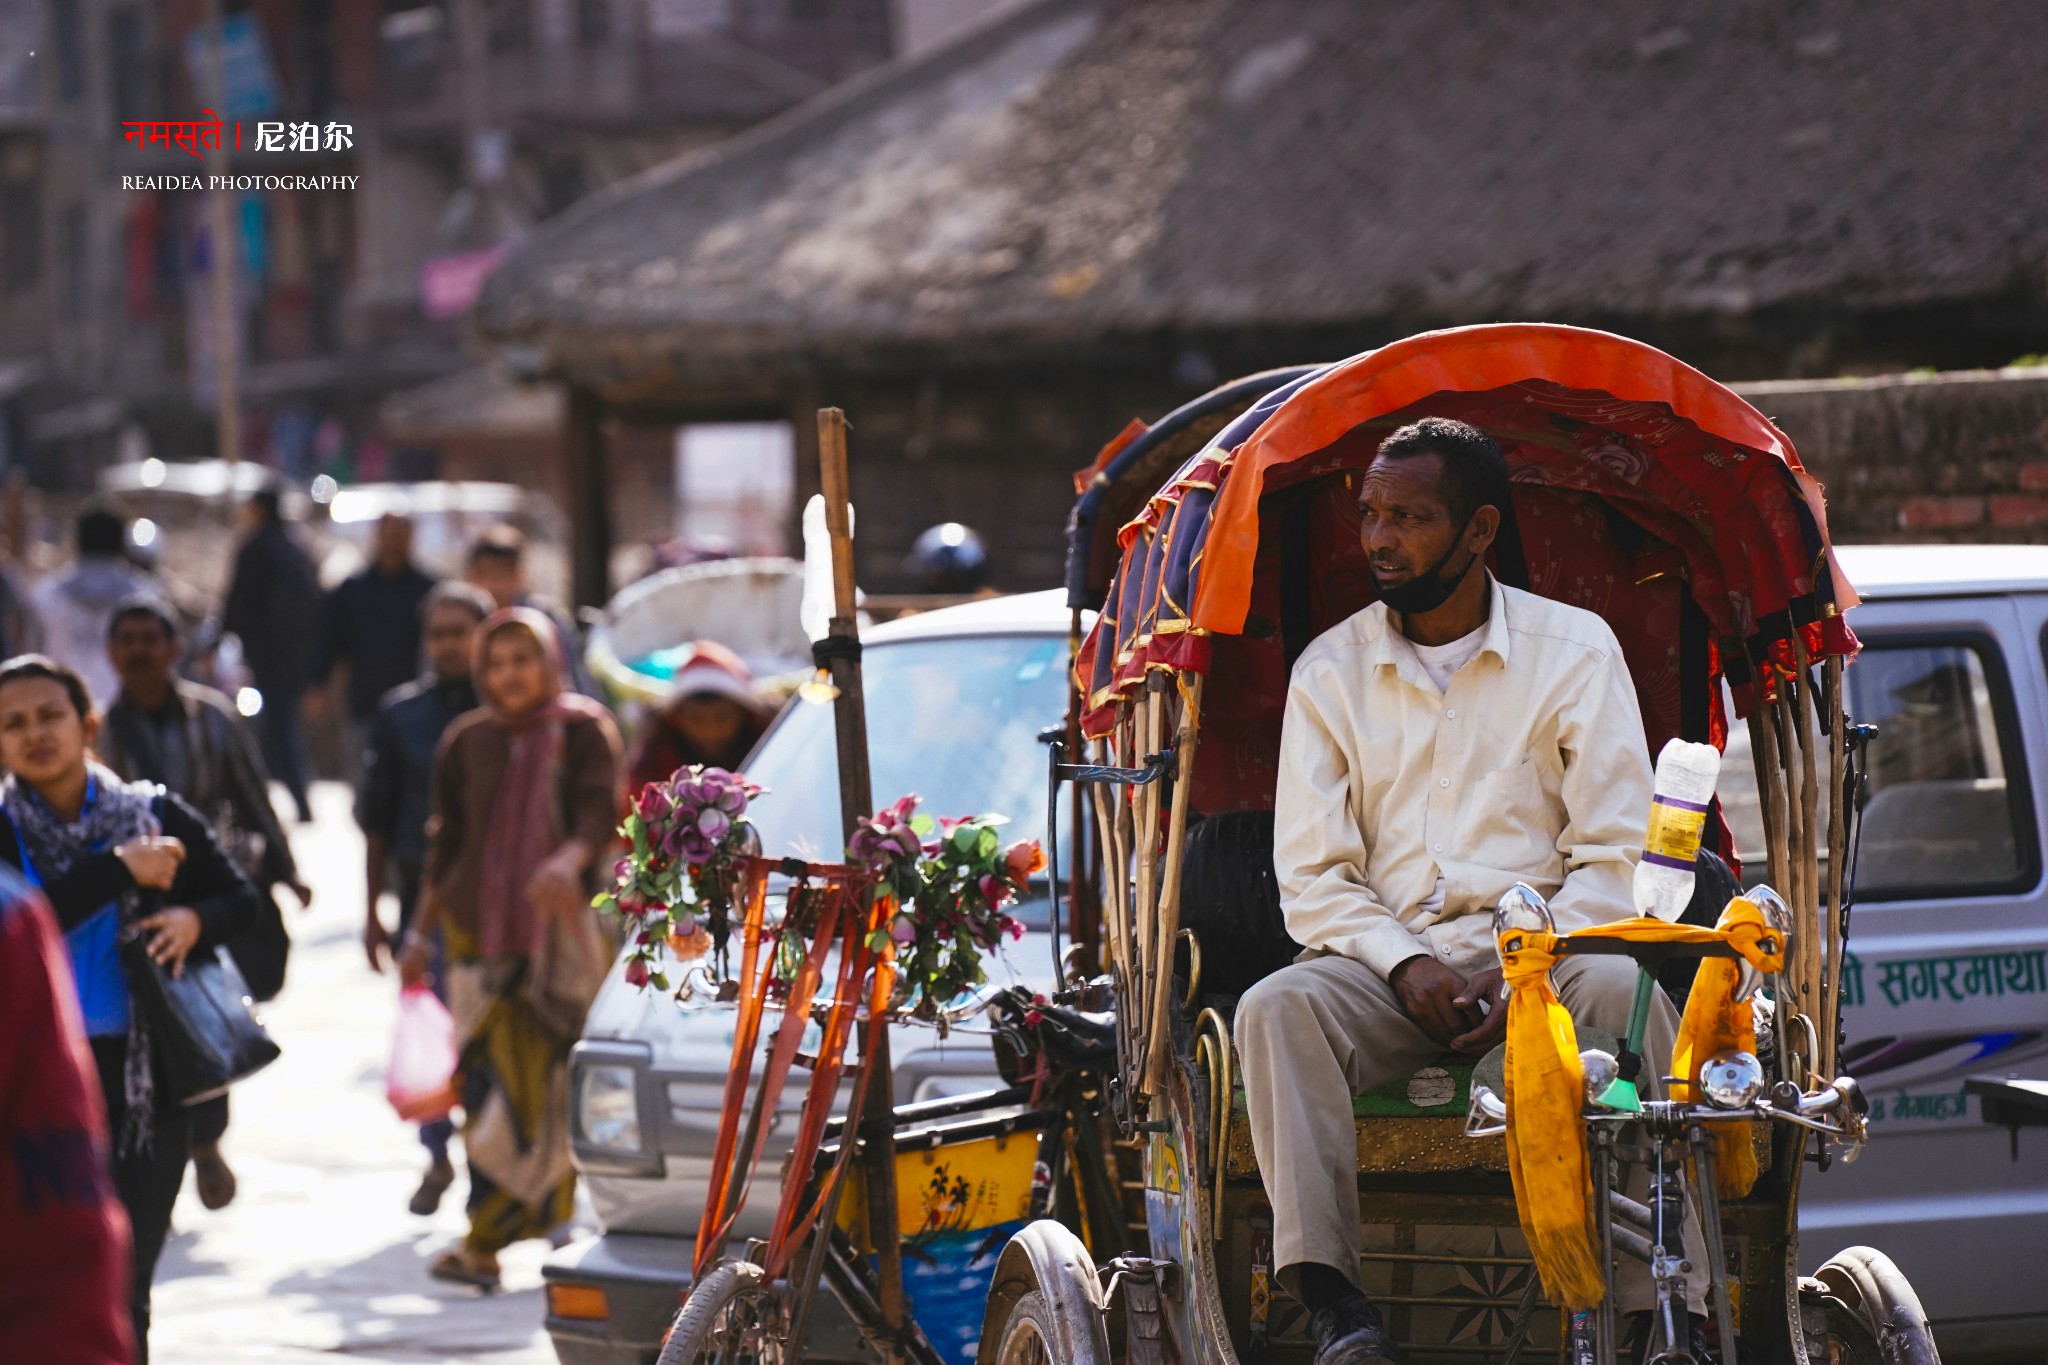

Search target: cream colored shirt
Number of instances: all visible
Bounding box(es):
[1273,577,1652,981]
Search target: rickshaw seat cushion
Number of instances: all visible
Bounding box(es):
[1180,810,1300,997]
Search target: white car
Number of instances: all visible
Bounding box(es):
[544,591,1074,1365]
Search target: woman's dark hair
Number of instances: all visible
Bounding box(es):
[1372,417,1511,524]
[0,654,95,721]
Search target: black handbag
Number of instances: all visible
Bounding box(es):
[226,887,291,1003]
[121,932,281,1107]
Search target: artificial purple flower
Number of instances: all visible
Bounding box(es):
[635,783,674,823]
[697,807,732,841]
[677,828,716,864]
[890,912,917,945]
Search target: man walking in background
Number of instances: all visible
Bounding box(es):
[313,513,437,787]
[29,504,160,707]
[358,581,492,1214]
[98,599,310,1213]
[223,485,324,823]
[464,525,596,695]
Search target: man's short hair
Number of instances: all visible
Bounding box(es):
[1372,417,1511,525]
[107,596,178,642]
[76,503,127,557]
[250,484,283,521]
[468,523,526,567]
[420,580,495,624]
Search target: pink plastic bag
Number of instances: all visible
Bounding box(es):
[386,984,458,1122]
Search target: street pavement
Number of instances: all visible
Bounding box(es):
[150,781,569,1364]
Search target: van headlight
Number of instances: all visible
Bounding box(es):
[578,1064,643,1153]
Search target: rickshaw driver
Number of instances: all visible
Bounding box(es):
[1236,418,1705,1365]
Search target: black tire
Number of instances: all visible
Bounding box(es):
[657,1261,790,1365]
[1804,1247,1941,1365]
[993,1290,1062,1365]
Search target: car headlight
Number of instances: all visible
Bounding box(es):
[578,1063,642,1153]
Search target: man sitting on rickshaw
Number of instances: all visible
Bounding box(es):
[1236,418,1705,1365]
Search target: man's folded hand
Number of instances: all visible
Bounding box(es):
[1449,966,1508,1056]
[1389,955,1482,1048]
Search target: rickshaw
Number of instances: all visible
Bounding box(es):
[977,324,1938,1365]
[648,327,1935,1365]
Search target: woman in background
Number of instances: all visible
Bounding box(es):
[402,609,621,1290]
[622,640,772,799]
[0,654,256,1361]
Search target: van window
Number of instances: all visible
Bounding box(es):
[742,633,1071,924]
[1719,641,2029,899]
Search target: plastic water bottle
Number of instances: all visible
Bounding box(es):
[1634,738,1722,920]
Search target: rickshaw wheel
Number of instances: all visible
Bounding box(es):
[994,1291,1061,1365]
[656,1261,789,1365]
[1802,1247,1941,1365]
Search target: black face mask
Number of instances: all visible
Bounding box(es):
[1374,512,1481,616]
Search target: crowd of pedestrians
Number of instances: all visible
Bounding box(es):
[0,482,784,1363]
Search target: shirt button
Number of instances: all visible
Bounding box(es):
[1433,843,1443,853]
[1445,708,1455,718]
[1438,778,1450,788]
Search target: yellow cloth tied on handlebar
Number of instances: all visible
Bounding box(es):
[1669,895,1786,1199]
[1498,903,1791,1307]
[1497,929,1604,1311]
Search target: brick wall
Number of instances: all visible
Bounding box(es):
[1733,368,2048,544]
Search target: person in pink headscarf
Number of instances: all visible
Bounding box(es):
[402,608,621,1289]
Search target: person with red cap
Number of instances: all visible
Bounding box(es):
[623,641,773,800]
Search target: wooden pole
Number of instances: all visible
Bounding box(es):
[1791,638,1823,1082]
[815,408,909,1355]
[1143,673,1201,1094]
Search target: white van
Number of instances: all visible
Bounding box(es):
[1723,546,2048,1361]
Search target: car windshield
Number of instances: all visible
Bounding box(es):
[743,632,1071,925]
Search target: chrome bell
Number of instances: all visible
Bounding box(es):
[1698,1050,1767,1110]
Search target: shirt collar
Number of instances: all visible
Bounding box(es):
[1366,573,1513,689]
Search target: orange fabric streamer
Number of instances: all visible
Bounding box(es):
[1497,928,1606,1311]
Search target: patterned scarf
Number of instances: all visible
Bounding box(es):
[4,764,163,1155]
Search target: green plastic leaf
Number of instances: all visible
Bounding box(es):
[910,813,935,836]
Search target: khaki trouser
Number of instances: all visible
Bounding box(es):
[1236,949,1707,1317]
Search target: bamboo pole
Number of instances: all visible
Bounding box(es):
[1131,680,1166,1082]
[1822,649,1848,1082]
[1144,674,1203,1095]
[1751,701,1798,1081]
[1752,704,1791,910]
[1775,683,1809,1062]
[1791,637,1823,1083]
[1778,685,1818,1074]
[1088,755,1125,986]
[813,410,909,1356]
